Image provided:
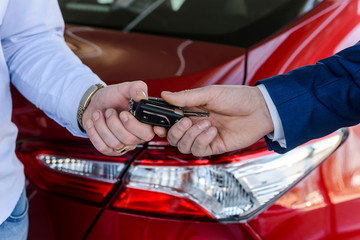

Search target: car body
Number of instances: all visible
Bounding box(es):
[12,0,360,239]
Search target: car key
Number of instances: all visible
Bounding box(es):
[129,97,209,128]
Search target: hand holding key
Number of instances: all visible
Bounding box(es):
[160,85,274,156]
[83,81,155,156]
[129,97,209,128]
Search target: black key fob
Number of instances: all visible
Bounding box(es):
[129,97,209,128]
[129,97,183,128]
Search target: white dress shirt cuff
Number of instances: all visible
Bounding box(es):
[257,84,287,148]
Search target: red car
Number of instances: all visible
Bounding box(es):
[13,0,360,239]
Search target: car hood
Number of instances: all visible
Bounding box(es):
[65,26,246,96]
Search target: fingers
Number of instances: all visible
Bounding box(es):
[161,86,214,107]
[167,118,217,156]
[86,106,217,157]
[176,120,211,154]
[190,127,217,156]
[84,116,120,156]
[153,126,167,138]
[167,118,192,146]
[118,111,155,141]
[85,108,154,156]
[88,81,148,112]
[128,81,148,102]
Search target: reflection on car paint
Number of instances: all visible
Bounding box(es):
[175,40,192,76]
[66,27,103,58]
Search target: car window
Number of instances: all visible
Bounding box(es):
[59,0,323,47]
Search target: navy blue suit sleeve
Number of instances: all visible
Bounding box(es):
[257,41,360,153]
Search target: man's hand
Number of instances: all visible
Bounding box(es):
[82,81,155,156]
[160,85,274,156]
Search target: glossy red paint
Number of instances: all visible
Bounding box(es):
[246,0,360,85]
[65,26,246,84]
[249,166,333,239]
[86,210,254,240]
[26,189,101,240]
[12,0,360,239]
[321,126,360,239]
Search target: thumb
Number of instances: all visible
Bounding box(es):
[161,86,212,107]
[127,81,148,102]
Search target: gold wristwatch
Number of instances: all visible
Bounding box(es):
[77,83,106,132]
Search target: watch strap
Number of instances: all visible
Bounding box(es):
[77,83,106,132]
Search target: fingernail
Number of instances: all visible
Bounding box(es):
[86,120,93,130]
[178,118,190,131]
[137,90,147,99]
[206,126,216,135]
[105,109,112,119]
[120,112,129,123]
[197,120,210,131]
[93,111,100,121]
[162,91,173,95]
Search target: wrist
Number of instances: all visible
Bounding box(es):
[77,83,106,132]
[254,86,274,135]
[256,84,286,147]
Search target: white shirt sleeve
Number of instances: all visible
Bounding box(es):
[256,84,287,148]
[1,0,105,137]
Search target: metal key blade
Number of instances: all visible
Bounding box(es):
[183,110,210,117]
